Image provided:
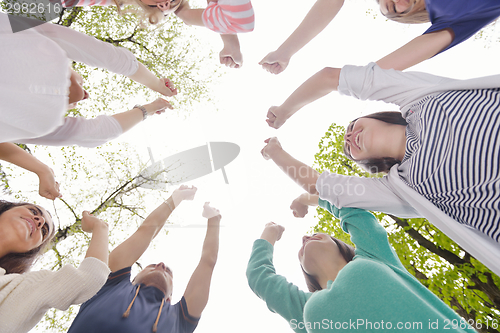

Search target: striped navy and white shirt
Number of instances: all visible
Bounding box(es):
[400,88,500,241]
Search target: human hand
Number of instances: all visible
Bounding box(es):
[266,106,289,129]
[219,45,243,69]
[290,196,309,218]
[259,51,290,75]
[261,137,282,160]
[37,168,61,200]
[143,98,173,116]
[202,202,221,220]
[155,78,178,97]
[81,211,108,233]
[172,185,197,206]
[260,222,285,245]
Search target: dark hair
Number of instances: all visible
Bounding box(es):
[375,0,429,24]
[301,236,355,292]
[343,111,407,174]
[0,201,56,274]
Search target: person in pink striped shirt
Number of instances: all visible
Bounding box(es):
[61,0,254,68]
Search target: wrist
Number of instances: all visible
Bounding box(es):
[92,222,109,233]
[269,145,284,161]
[133,105,148,121]
[260,230,277,245]
[164,197,176,212]
[33,163,52,178]
[275,45,294,61]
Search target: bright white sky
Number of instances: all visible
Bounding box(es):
[22,0,500,332]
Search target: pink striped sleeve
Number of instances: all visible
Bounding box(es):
[202,0,254,34]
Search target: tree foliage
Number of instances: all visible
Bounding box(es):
[313,123,500,333]
[0,3,222,331]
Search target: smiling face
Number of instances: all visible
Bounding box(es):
[67,69,89,109]
[344,117,403,161]
[378,0,425,17]
[133,262,173,299]
[298,233,347,277]
[138,0,183,14]
[0,205,54,255]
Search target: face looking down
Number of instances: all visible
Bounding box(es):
[298,233,347,277]
[343,117,398,161]
[134,262,174,299]
[378,0,424,17]
[0,204,54,254]
[139,0,182,14]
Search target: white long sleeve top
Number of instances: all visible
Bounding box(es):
[0,257,110,333]
[318,63,500,276]
[0,12,137,146]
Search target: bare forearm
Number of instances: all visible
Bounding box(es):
[200,216,221,266]
[376,30,453,71]
[298,193,320,206]
[281,67,340,118]
[126,62,161,92]
[85,225,109,264]
[276,0,344,58]
[111,108,143,133]
[0,143,51,176]
[176,7,205,26]
[142,197,176,238]
[260,230,277,246]
[220,33,240,49]
[271,149,320,195]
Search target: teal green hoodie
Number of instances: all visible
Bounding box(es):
[246,202,476,332]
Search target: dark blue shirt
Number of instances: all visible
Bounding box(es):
[68,267,199,333]
[424,0,500,53]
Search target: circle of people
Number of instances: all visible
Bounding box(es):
[0,0,499,332]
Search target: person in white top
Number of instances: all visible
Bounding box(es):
[0,200,111,333]
[0,12,176,199]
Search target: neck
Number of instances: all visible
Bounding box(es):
[0,238,12,259]
[387,124,407,162]
[317,262,347,289]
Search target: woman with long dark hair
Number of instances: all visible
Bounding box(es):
[247,203,476,333]
[0,200,110,333]
[260,63,500,276]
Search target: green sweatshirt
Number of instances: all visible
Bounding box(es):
[246,202,476,332]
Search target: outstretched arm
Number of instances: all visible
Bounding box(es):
[266,67,340,129]
[260,0,344,74]
[112,98,173,133]
[261,138,320,195]
[376,29,454,71]
[19,98,174,148]
[183,203,221,318]
[108,185,197,272]
[0,143,61,200]
[81,211,110,265]
[175,2,244,68]
[127,66,178,97]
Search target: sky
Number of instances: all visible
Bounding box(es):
[6,0,500,332]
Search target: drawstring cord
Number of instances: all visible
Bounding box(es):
[122,285,141,318]
[152,299,165,332]
[121,284,166,332]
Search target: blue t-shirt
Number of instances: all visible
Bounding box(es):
[68,267,199,333]
[424,0,500,53]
